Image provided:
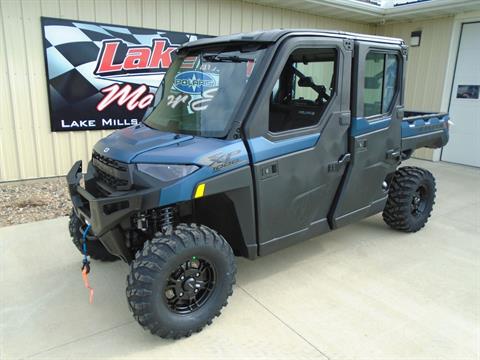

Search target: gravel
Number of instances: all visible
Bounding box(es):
[0,177,71,227]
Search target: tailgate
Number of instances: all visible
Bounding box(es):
[401,111,449,152]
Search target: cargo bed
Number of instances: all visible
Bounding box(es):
[401,111,449,157]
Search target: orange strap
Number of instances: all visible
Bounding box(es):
[82,268,94,304]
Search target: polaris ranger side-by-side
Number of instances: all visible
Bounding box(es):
[67,29,449,338]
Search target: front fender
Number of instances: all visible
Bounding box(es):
[144,140,250,206]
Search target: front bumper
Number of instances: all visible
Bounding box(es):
[66,160,160,262]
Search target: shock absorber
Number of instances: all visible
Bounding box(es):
[159,206,176,232]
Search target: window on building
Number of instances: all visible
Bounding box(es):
[363,52,399,117]
[269,48,336,132]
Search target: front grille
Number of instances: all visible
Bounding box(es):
[95,167,130,189]
[92,151,131,190]
[92,151,127,171]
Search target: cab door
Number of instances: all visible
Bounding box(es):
[244,37,353,255]
[330,41,405,228]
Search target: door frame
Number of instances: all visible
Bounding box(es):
[243,36,352,140]
[242,36,353,254]
[330,40,405,228]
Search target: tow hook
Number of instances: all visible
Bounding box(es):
[81,224,94,304]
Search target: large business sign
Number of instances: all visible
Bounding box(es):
[41,17,211,131]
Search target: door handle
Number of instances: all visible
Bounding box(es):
[386,149,401,161]
[328,153,351,172]
[260,162,278,180]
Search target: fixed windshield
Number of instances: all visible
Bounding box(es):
[143,45,267,137]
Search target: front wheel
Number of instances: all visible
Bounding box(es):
[383,166,436,232]
[126,224,236,339]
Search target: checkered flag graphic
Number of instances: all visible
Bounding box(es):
[41,17,208,131]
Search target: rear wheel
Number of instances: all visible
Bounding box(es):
[126,223,236,339]
[69,209,118,261]
[383,166,436,232]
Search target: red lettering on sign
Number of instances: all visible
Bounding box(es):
[95,39,176,75]
[149,39,175,69]
[96,42,123,74]
[124,48,151,70]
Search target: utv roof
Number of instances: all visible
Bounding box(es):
[180,29,405,50]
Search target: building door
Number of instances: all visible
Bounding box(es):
[442,22,480,167]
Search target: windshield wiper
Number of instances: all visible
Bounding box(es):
[202,54,252,63]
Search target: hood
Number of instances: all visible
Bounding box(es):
[93,124,193,163]
[94,124,249,171]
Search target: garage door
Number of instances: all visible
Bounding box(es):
[442,22,480,167]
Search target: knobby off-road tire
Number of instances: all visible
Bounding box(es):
[69,209,118,261]
[383,166,436,232]
[126,223,236,339]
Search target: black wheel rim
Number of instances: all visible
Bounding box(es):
[411,185,428,217]
[164,257,216,314]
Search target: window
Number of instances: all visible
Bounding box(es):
[269,48,336,132]
[144,45,266,138]
[363,52,399,117]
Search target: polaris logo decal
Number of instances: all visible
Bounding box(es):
[173,71,216,95]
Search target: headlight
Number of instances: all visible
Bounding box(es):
[137,164,199,182]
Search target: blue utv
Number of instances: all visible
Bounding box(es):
[67,29,449,338]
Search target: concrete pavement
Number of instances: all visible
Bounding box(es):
[1,159,479,360]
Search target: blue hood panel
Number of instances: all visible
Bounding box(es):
[93,124,193,163]
[94,123,249,168]
[132,135,245,166]
[93,124,250,206]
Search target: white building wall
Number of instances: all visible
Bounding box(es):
[376,16,455,160]
[0,0,375,181]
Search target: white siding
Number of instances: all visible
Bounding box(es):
[377,16,455,159]
[377,16,455,112]
[0,0,375,181]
